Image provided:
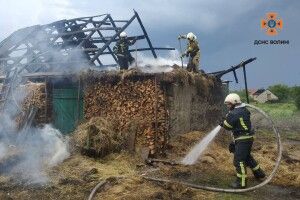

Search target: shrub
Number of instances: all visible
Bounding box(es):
[268,84,290,102]
[293,87,300,110]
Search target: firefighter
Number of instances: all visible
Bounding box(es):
[178,32,200,73]
[220,93,266,189]
[113,31,136,70]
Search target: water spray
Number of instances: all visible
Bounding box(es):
[181,125,221,165]
[144,103,283,193]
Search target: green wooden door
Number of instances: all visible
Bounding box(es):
[52,88,83,134]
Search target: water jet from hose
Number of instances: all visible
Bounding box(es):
[181,125,221,165]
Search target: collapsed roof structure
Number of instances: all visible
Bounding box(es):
[0,10,174,75]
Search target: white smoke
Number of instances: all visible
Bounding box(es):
[0,142,8,160]
[40,125,70,167]
[0,84,70,185]
[0,124,70,185]
[9,125,70,184]
[131,49,185,73]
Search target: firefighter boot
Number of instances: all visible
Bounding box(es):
[230,177,247,189]
[252,168,266,180]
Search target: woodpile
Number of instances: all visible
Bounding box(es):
[16,82,48,127]
[84,75,168,156]
[82,68,222,156]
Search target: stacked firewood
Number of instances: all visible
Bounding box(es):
[84,78,168,155]
[16,82,48,126]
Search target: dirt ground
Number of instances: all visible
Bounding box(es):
[0,129,299,200]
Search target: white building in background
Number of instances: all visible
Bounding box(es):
[249,89,279,103]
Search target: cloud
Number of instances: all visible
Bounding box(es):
[0,0,80,40]
[0,0,263,40]
[76,0,263,33]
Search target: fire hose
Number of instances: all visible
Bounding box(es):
[143,103,283,193]
[88,180,107,200]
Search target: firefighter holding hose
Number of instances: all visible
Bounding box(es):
[220,93,266,189]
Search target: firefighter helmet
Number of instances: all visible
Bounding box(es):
[186,32,196,41]
[120,31,127,38]
[224,93,242,105]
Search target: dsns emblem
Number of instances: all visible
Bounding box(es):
[261,12,283,36]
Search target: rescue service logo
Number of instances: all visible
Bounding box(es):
[261,12,283,36]
[254,12,289,46]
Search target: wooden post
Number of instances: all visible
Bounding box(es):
[44,77,48,123]
[163,84,169,153]
[134,10,157,58]
[154,75,158,154]
[243,65,250,104]
[77,77,81,125]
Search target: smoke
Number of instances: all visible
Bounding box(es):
[131,49,184,73]
[0,142,8,160]
[0,16,98,76]
[0,9,93,184]
[0,84,70,185]
[10,125,69,184]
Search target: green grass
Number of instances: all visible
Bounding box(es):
[252,102,300,138]
[253,102,298,119]
[285,131,300,140]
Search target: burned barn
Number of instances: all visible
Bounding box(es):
[0,11,254,156]
[0,11,173,128]
[17,69,223,156]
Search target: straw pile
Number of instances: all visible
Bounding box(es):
[161,68,217,97]
[72,117,136,158]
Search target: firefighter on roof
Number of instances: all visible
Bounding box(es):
[113,31,136,70]
[178,32,200,73]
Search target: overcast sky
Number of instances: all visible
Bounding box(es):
[0,0,299,89]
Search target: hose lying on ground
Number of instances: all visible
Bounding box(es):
[143,104,283,193]
[88,176,125,200]
[88,180,107,200]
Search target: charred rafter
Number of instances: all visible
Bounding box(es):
[0,11,175,75]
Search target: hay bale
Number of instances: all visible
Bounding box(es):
[72,117,131,158]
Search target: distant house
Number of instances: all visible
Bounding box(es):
[249,89,278,103]
[248,89,257,98]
